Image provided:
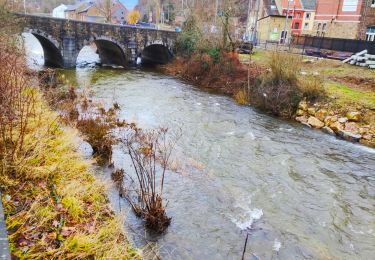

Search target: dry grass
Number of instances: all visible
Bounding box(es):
[1,96,139,259]
[0,7,138,258]
[234,89,249,105]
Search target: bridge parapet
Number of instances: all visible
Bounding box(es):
[18,14,178,68]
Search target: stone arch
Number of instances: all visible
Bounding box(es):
[79,35,128,67]
[24,29,63,68]
[141,42,173,65]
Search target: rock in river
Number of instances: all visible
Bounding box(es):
[329,122,343,133]
[338,130,361,142]
[296,116,308,124]
[307,116,324,129]
[322,126,336,136]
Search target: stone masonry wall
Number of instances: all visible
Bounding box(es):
[19,14,177,68]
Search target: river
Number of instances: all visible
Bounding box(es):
[24,35,375,259]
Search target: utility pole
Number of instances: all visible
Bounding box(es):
[252,0,260,44]
[23,0,26,14]
[282,0,291,44]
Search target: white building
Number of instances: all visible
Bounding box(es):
[52,4,67,18]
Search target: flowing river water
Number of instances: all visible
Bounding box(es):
[24,35,375,259]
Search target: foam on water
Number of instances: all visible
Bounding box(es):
[273,238,282,252]
[231,208,263,230]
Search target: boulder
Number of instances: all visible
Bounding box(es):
[360,139,375,148]
[298,101,308,111]
[338,117,348,124]
[329,122,343,133]
[362,134,373,140]
[308,116,324,129]
[359,127,367,135]
[315,109,327,121]
[296,116,308,124]
[338,130,361,142]
[324,116,338,126]
[296,109,305,116]
[346,111,361,122]
[344,122,360,134]
[322,126,336,136]
[307,107,316,115]
[301,122,312,128]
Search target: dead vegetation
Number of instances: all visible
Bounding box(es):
[0,5,138,258]
[113,127,180,233]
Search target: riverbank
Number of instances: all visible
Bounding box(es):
[0,90,138,258]
[161,50,375,148]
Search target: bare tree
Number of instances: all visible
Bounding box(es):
[95,0,113,23]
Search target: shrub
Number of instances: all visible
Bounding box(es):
[176,15,202,55]
[120,127,180,233]
[299,75,326,102]
[76,115,115,165]
[250,51,303,117]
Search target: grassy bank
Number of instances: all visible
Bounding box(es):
[0,92,138,258]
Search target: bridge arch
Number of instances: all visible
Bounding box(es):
[79,36,128,67]
[141,43,173,65]
[24,29,63,68]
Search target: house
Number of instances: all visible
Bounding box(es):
[257,14,292,42]
[312,0,364,39]
[111,0,129,24]
[359,0,375,41]
[52,4,67,18]
[65,1,90,20]
[300,0,316,35]
[279,0,305,35]
[78,4,106,23]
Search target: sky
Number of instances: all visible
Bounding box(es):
[119,0,138,10]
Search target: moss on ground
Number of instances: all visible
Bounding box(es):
[0,93,139,259]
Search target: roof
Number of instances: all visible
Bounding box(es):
[77,4,96,14]
[300,0,316,10]
[258,14,293,21]
[111,0,128,13]
[264,0,280,16]
[65,2,86,11]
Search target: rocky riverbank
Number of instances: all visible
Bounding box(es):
[296,100,375,148]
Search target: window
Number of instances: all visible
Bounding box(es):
[305,13,311,20]
[296,13,301,19]
[317,23,321,30]
[366,26,375,41]
[372,0,375,7]
[304,22,309,30]
[322,23,327,31]
[294,22,300,29]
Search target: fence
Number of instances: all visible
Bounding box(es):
[293,35,375,55]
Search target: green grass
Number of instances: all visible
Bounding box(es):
[324,81,375,109]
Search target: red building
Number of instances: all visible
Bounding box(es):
[313,0,365,39]
[280,0,305,35]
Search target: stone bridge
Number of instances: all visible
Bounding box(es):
[17,14,178,68]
